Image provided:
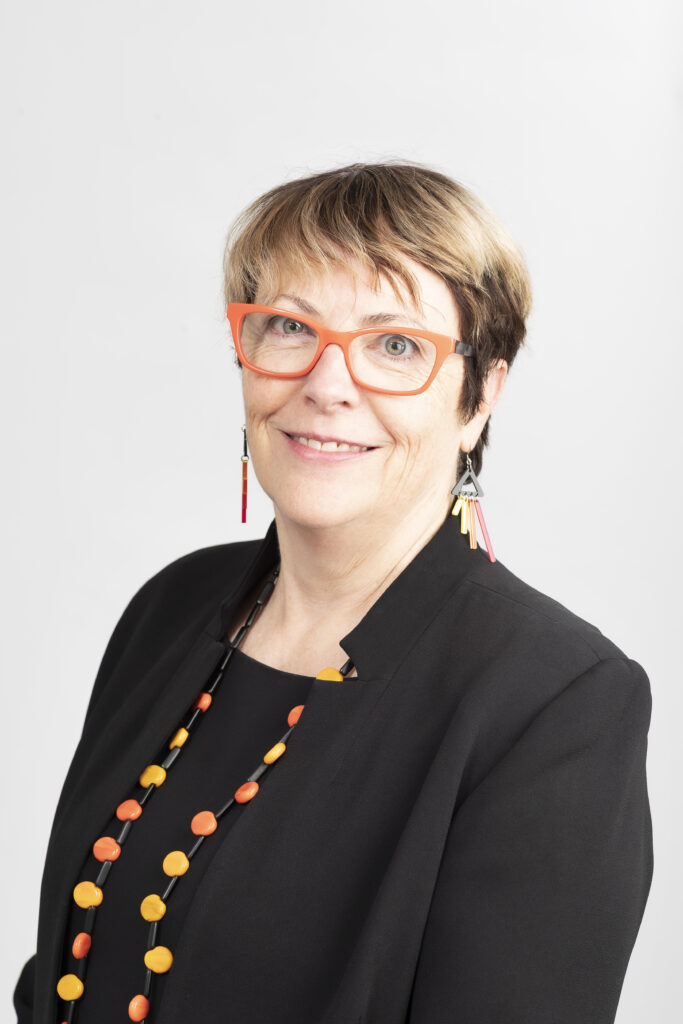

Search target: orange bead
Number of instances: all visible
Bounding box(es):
[93,836,121,862]
[287,704,304,726]
[72,932,91,959]
[191,811,217,836]
[128,994,150,1021]
[116,799,143,821]
[193,692,212,712]
[235,780,259,803]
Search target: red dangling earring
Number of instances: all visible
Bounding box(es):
[450,450,496,563]
[241,424,249,524]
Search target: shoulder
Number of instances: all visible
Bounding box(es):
[432,556,652,798]
[146,535,261,592]
[456,553,631,664]
[129,536,262,622]
[82,537,263,726]
[437,553,650,733]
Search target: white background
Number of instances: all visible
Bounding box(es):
[2,0,681,1019]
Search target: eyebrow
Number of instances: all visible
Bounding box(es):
[271,292,429,330]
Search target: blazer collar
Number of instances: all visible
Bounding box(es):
[205,509,489,681]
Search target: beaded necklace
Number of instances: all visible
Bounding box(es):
[56,562,355,1023]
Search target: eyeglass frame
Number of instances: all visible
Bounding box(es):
[226,303,475,397]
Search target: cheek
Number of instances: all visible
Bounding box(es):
[243,376,293,422]
[430,373,463,431]
[380,379,461,450]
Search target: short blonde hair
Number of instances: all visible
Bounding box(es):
[222,160,532,478]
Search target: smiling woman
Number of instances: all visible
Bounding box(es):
[224,162,530,484]
[15,162,653,1024]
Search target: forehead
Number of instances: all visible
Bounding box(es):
[257,253,459,331]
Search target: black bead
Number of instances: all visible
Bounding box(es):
[161,747,181,770]
[95,861,112,886]
[116,820,133,844]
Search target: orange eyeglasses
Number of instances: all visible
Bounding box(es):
[226,303,475,396]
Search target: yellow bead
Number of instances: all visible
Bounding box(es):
[169,728,189,749]
[316,666,344,681]
[264,741,286,764]
[162,850,189,876]
[144,945,174,974]
[73,881,103,909]
[139,764,166,788]
[57,973,84,1000]
[140,893,167,921]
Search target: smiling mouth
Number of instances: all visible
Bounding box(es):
[284,432,378,453]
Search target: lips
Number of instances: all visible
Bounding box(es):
[280,430,379,460]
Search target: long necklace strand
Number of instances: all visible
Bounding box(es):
[56,563,356,1023]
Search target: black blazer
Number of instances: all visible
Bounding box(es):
[15,513,654,1024]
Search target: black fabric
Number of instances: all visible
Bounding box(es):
[15,512,654,1023]
[57,648,315,1023]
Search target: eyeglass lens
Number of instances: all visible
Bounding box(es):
[239,312,437,391]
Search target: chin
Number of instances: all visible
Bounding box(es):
[273,491,366,531]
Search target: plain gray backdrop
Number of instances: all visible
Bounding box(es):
[2,0,680,1019]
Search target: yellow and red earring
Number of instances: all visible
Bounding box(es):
[450,450,496,563]
[241,424,249,524]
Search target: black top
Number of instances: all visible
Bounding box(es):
[58,647,317,1023]
[15,513,654,1024]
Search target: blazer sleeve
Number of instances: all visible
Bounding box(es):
[81,569,166,729]
[13,569,168,1023]
[408,656,654,1024]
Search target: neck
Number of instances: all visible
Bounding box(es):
[267,491,453,642]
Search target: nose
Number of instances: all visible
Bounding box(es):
[301,342,359,399]
[309,339,352,380]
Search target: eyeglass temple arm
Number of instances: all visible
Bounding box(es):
[455,340,475,357]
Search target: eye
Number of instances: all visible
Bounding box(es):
[383,334,414,356]
[267,315,311,335]
[371,333,425,360]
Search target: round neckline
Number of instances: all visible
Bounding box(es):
[230,645,324,683]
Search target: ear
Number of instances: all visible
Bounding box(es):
[482,359,508,411]
[461,359,508,450]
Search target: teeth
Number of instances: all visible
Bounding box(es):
[291,435,369,453]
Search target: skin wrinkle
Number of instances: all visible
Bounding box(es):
[270,291,449,332]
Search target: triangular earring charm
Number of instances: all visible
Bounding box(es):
[450,452,496,563]
[451,459,485,500]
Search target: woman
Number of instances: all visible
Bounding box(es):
[14,162,653,1024]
